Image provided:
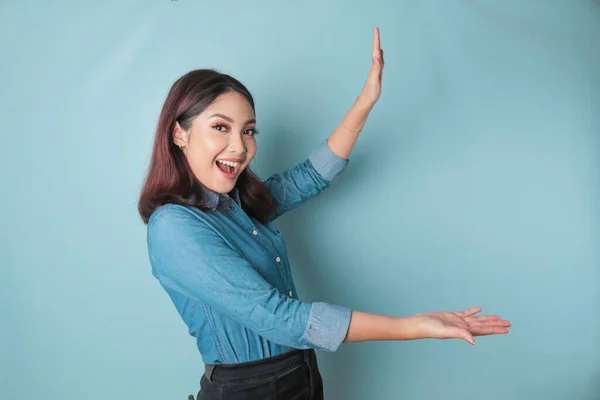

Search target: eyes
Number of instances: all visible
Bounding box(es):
[212,124,259,136]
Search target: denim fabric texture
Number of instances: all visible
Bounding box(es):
[147,140,352,365]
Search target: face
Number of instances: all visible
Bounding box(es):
[173,91,258,194]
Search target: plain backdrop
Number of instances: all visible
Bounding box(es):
[1,1,599,399]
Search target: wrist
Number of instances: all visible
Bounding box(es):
[394,316,421,340]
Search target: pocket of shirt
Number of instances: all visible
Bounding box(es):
[264,222,285,244]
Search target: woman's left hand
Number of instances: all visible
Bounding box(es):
[359,26,384,107]
[411,307,512,346]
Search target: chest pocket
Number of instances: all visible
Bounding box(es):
[263,221,285,246]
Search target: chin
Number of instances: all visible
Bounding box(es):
[212,180,238,194]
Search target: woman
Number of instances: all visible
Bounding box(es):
[138,27,511,400]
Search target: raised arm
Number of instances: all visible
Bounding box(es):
[264,27,385,220]
[264,140,348,221]
[327,26,384,160]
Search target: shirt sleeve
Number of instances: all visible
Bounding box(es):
[264,139,348,221]
[147,205,352,352]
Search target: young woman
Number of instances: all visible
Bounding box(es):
[138,28,511,400]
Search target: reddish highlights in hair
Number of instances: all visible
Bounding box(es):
[137,69,275,224]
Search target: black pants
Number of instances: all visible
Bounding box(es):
[196,349,324,400]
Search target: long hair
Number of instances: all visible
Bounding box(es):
[137,69,276,224]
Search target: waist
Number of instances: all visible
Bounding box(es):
[205,349,316,385]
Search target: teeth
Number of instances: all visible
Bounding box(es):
[217,160,240,167]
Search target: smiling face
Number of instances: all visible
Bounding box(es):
[173,91,258,194]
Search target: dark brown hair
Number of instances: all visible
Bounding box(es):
[138,69,276,224]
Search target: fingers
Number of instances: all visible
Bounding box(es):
[470,325,510,336]
[469,318,511,336]
[371,26,383,72]
[464,333,476,346]
[452,327,476,346]
[456,307,483,317]
[471,317,511,326]
[466,315,501,323]
[372,26,380,58]
[470,319,511,327]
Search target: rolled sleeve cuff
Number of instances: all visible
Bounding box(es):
[300,302,352,352]
[308,140,349,182]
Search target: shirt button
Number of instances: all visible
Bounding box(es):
[275,256,281,263]
[288,290,293,297]
[252,230,258,236]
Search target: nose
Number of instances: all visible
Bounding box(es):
[228,131,247,155]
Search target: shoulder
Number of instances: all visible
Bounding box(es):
[147,203,214,239]
[148,203,197,226]
[145,203,232,260]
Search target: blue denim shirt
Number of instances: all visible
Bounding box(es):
[146,140,352,365]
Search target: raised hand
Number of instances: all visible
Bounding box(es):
[360,26,385,106]
[412,307,512,346]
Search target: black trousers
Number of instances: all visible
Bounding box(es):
[196,349,324,400]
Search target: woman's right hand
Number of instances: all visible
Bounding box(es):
[410,307,511,346]
[357,26,384,108]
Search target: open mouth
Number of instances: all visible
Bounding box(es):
[216,159,241,176]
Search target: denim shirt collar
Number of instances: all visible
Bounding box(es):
[195,186,241,210]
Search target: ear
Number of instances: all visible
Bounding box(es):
[173,121,190,149]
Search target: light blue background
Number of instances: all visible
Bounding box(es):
[2,1,599,399]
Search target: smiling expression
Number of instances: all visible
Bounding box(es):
[173,91,259,194]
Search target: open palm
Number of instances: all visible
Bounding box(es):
[414,307,511,345]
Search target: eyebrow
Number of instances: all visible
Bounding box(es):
[209,113,256,125]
